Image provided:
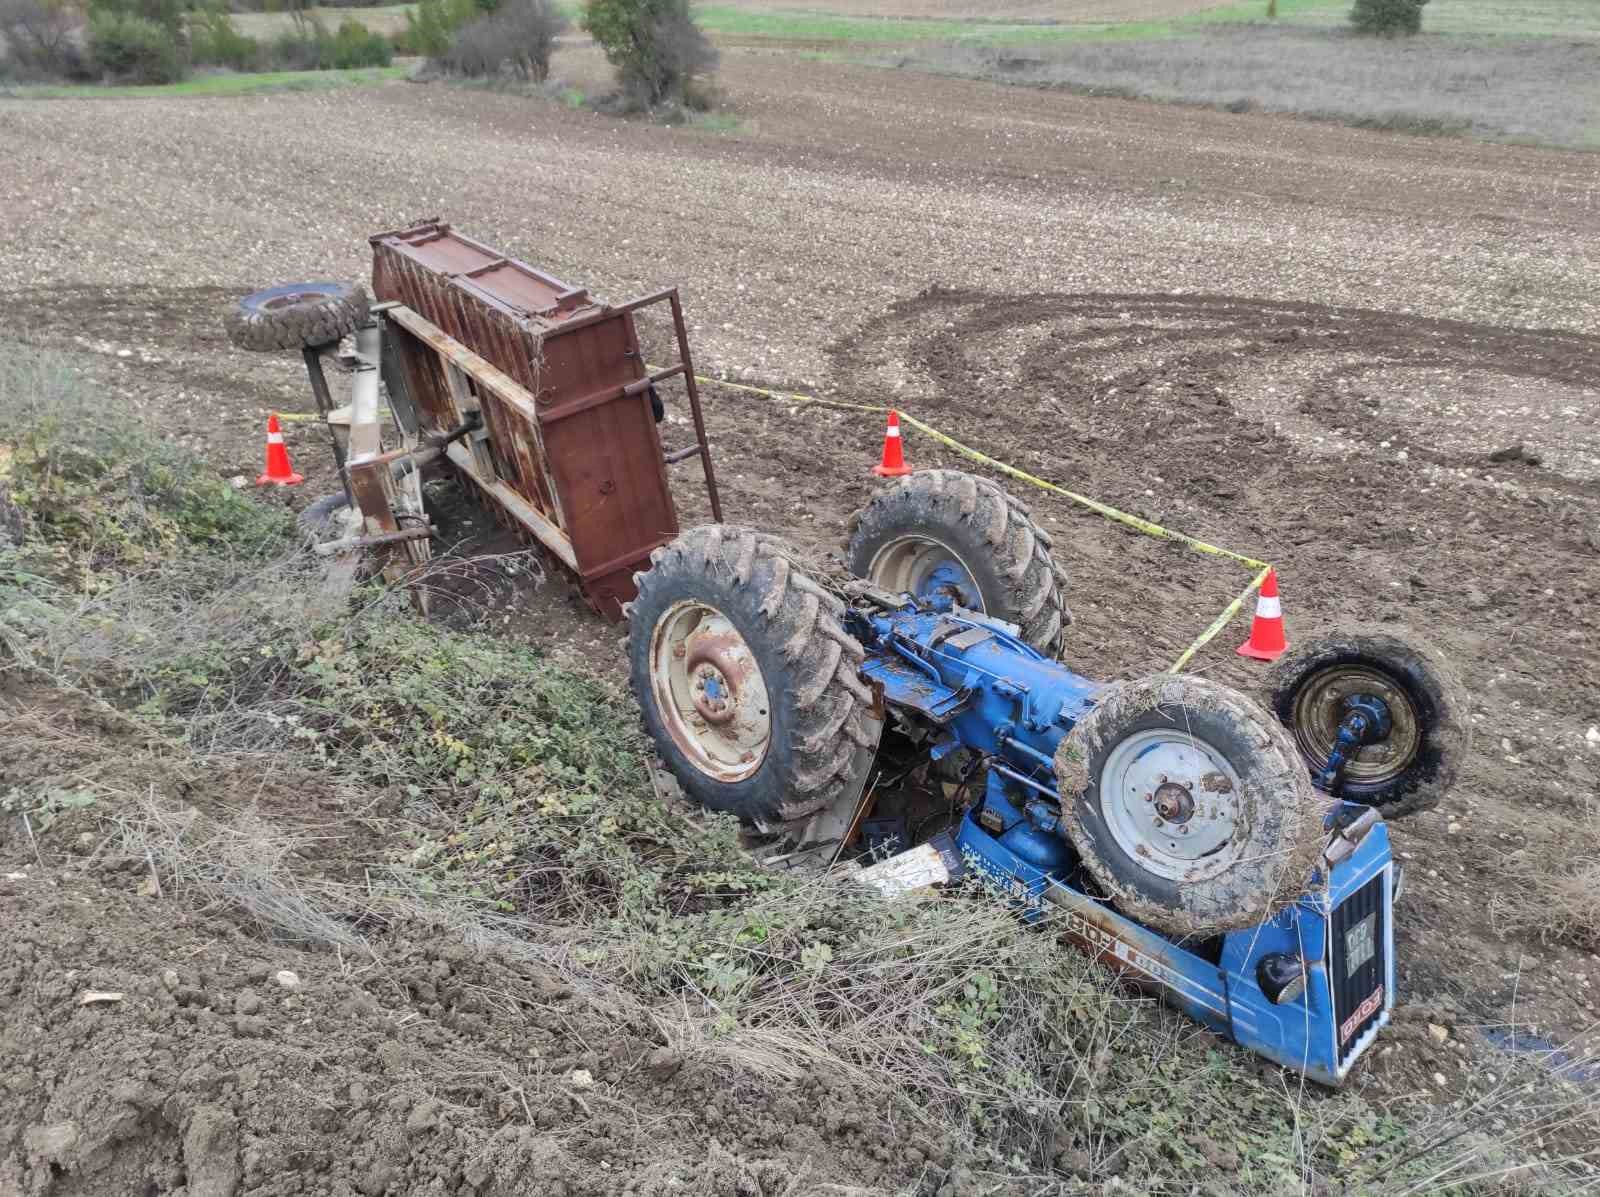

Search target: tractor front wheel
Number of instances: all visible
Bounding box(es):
[1054,673,1329,936]
[1266,627,1469,817]
[628,526,880,828]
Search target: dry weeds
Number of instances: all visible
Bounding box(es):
[1491,815,1600,952]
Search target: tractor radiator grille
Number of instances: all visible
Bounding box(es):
[1329,871,1387,1066]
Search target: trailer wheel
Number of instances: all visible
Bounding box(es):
[1267,627,1469,817]
[1054,674,1329,936]
[845,469,1070,656]
[224,282,370,353]
[628,526,880,827]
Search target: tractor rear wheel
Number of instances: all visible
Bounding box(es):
[1266,627,1469,818]
[627,525,880,828]
[225,282,369,352]
[1053,673,1330,936]
[845,469,1070,657]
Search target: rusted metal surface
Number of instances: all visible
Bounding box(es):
[648,599,772,782]
[369,219,720,619]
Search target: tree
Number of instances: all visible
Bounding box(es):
[1350,0,1428,35]
[582,0,716,108]
[0,0,86,78]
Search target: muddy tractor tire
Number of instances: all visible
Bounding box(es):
[845,469,1070,657]
[1266,626,1470,818]
[1053,673,1329,936]
[627,525,880,828]
[225,282,369,353]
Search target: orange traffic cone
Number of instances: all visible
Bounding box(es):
[256,413,304,487]
[1237,568,1288,661]
[873,410,913,478]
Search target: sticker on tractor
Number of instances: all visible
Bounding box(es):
[1340,984,1385,1044]
[1345,913,1379,976]
[1060,908,1184,992]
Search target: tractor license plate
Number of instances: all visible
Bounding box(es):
[1345,913,1378,977]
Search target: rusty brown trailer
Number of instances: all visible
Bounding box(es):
[366,219,721,619]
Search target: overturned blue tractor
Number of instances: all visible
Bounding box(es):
[626,469,1469,1085]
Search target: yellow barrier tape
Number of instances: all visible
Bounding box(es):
[895,413,1269,571]
[675,370,1274,671]
[1168,566,1271,675]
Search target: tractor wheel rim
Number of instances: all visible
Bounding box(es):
[1292,665,1420,787]
[1101,728,1246,883]
[868,535,983,611]
[650,600,771,782]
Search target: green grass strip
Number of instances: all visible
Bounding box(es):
[2,65,406,101]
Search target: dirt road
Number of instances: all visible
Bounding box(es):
[3,44,1599,1174]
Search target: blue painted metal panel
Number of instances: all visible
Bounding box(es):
[955,808,1392,1085]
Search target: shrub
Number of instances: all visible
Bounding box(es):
[0,347,295,582]
[191,8,261,71]
[86,0,185,35]
[329,18,391,67]
[397,0,477,57]
[0,0,89,80]
[437,0,565,81]
[582,0,716,108]
[1350,0,1427,35]
[88,9,186,82]
[266,16,389,70]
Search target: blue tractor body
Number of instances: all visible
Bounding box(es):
[847,595,1397,1086]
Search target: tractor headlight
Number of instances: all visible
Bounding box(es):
[1257,953,1307,1005]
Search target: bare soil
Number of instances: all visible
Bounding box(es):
[3,44,1599,1193]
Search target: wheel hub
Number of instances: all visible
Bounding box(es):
[649,601,772,781]
[867,536,983,611]
[1101,730,1246,882]
[1152,782,1195,824]
[1292,665,1420,787]
[689,653,740,726]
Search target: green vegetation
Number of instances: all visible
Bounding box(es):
[396,0,472,55]
[2,64,403,96]
[584,0,718,107]
[0,350,294,587]
[684,0,1600,48]
[0,0,395,89]
[87,9,185,81]
[689,6,1176,46]
[1350,0,1428,34]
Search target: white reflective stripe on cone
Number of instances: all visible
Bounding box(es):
[1256,595,1281,619]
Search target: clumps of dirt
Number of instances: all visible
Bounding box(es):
[0,877,943,1197]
